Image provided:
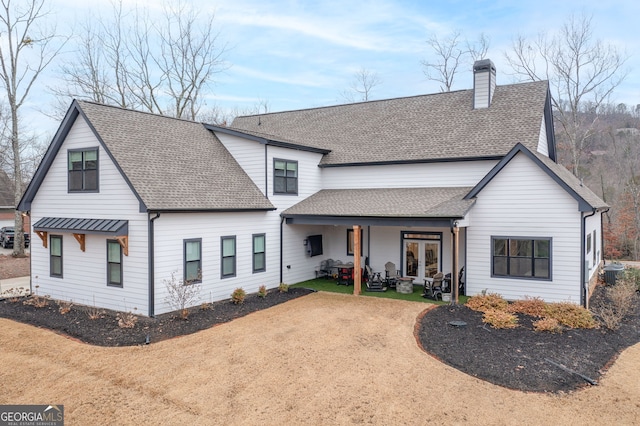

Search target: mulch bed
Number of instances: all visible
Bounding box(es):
[0,288,314,347]
[2,282,639,394]
[417,285,640,393]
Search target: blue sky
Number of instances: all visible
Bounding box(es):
[28,0,640,135]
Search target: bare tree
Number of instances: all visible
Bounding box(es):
[340,67,382,103]
[504,13,628,177]
[0,0,65,256]
[421,31,490,92]
[52,0,226,121]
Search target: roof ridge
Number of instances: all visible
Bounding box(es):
[235,80,548,120]
[75,100,204,126]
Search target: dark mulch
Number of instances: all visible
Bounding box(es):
[417,285,640,393]
[0,288,314,347]
[3,283,639,394]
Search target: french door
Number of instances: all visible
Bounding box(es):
[403,233,441,282]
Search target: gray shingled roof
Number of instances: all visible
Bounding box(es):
[77,101,274,211]
[231,81,549,166]
[282,187,475,218]
[0,170,14,208]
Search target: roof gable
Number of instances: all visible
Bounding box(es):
[19,101,275,212]
[465,143,608,212]
[231,81,551,166]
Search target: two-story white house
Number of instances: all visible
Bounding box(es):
[19,60,608,316]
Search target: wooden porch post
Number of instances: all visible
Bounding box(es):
[452,225,459,304]
[353,225,361,296]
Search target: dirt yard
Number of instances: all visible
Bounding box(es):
[1,292,639,425]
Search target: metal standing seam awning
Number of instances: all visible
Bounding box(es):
[32,217,129,255]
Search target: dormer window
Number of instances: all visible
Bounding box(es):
[68,148,98,192]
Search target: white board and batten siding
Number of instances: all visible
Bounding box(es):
[322,160,497,189]
[466,153,583,303]
[30,115,149,313]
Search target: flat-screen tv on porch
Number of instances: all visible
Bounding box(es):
[308,234,323,257]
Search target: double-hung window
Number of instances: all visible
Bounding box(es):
[274,159,298,194]
[492,237,551,279]
[253,234,266,273]
[184,239,202,283]
[221,236,236,278]
[107,240,123,287]
[68,148,98,192]
[50,235,63,278]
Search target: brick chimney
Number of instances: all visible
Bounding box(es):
[473,59,496,109]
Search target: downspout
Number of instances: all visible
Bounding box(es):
[280,216,285,284]
[450,220,459,305]
[581,209,597,308]
[265,145,269,198]
[601,207,610,266]
[148,212,161,317]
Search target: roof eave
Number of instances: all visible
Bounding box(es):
[205,124,331,155]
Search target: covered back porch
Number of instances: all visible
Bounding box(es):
[281,187,474,303]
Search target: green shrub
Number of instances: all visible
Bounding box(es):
[466,293,508,312]
[278,282,289,293]
[258,285,267,298]
[231,288,246,304]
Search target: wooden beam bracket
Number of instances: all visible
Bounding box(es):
[35,230,48,248]
[73,233,86,252]
[115,235,129,256]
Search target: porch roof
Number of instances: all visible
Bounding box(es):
[282,187,474,226]
[33,217,128,235]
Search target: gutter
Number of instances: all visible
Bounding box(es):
[581,209,597,308]
[148,212,161,317]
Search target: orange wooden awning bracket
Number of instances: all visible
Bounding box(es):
[73,233,86,252]
[115,236,129,256]
[35,230,48,248]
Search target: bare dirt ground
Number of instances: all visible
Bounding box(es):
[1,292,639,425]
[0,253,29,279]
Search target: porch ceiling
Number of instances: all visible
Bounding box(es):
[282,187,474,226]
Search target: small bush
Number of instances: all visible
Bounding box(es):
[200,302,212,311]
[278,282,289,293]
[87,307,105,320]
[482,309,518,329]
[533,317,562,333]
[117,311,138,329]
[592,279,637,330]
[58,301,73,315]
[622,267,640,292]
[258,285,267,298]
[544,302,596,329]
[231,288,246,304]
[507,296,547,317]
[466,293,508,313]
[23,294,49,308]
[164,271,201,320]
